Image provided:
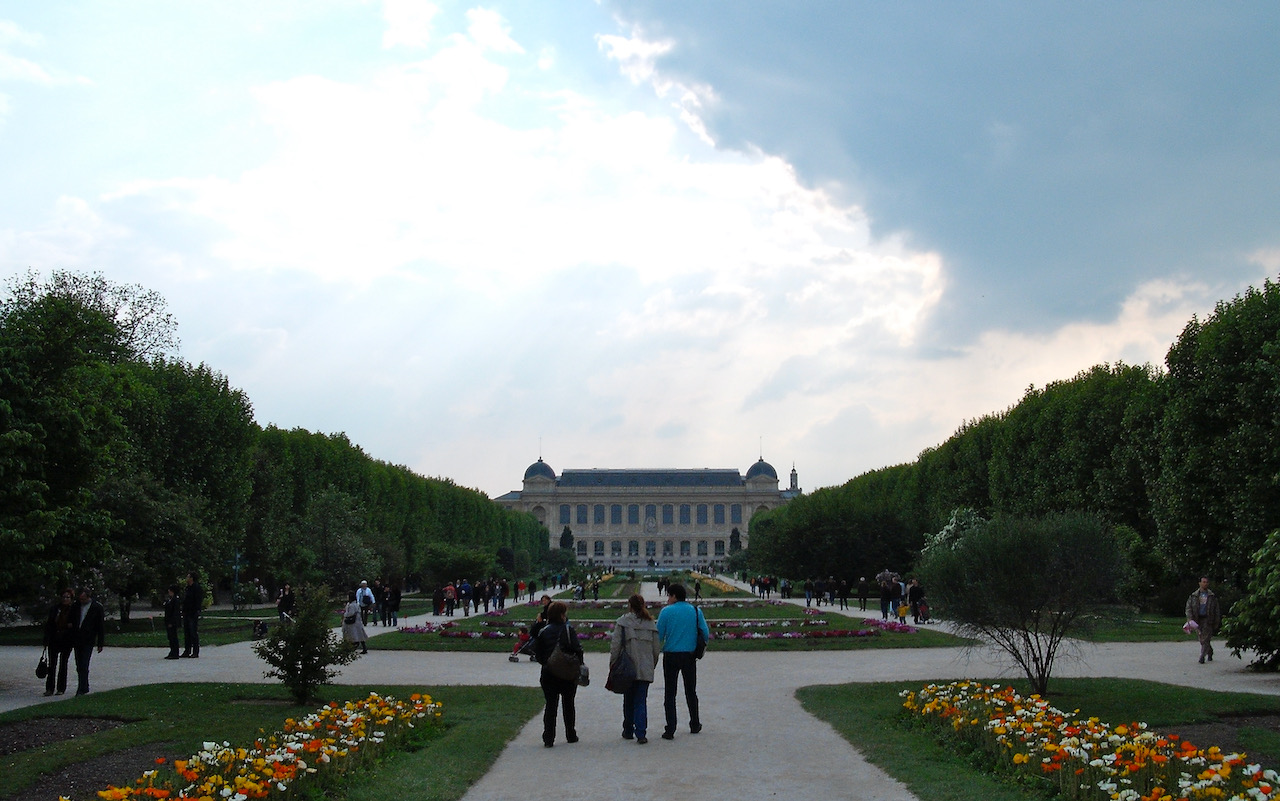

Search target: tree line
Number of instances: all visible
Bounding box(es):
[0,271,549,617]
[748,275,1280,618]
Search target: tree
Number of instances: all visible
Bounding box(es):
[3,270,178,361]
[559,526,574,550]
[253,584,358,703]
[916,512,1124,695]
[728,529,742,553]
[1223,529,1280,669]
[1154,279,1280,589]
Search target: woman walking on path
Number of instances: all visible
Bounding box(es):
[610,594,662,744]
[533,601,582,747]
[342,591,368,654]
[42,589,75,696]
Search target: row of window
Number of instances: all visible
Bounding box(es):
[559,503,742,527]
[575,540,725,557]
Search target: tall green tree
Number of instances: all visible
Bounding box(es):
[1154,279,1280,588]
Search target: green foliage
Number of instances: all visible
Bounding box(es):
[916,512,1125,694]
[252,584,359,703]
[748,464,925,580]
[559,525,573,550]
[419,541,495,587]
[1154,278,1280,588]
[1223,529,1280,669]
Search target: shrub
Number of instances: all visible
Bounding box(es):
[252,583,358,703]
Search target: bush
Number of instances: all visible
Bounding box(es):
[252,583,359,703]
[917,511,1124,695]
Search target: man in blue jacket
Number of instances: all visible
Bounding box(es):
[655,582,710,740]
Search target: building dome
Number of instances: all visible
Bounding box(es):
[744,458,778,481]
[524,458,556,481]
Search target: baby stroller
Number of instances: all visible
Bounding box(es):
[916,600,931,624]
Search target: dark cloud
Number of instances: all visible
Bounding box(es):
[603,1,1280,342]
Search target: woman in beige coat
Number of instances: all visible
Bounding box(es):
[610,593,663,744]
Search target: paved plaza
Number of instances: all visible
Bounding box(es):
[4,581,1279,801]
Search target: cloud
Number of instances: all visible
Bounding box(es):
[0,18,90,87]
[3,4,1270,498]
[382,0,439,50]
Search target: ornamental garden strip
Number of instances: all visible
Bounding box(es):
[81,693,443,801]
[902,680,1280,801]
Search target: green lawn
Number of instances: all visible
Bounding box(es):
[0,682,542,801]
[799,677,1280,801]
[1072,609,1189,642]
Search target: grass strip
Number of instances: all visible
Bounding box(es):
[798,677,1280,801]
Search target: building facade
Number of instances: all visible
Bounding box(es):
[495,458,801,569]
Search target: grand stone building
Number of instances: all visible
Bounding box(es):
[495,458,801,569]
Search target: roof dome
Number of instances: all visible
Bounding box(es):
[524,458,556,481]
[744,458,778,481]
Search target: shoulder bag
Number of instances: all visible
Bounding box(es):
[546,624,582,682]
[694,607,708,660]
[36,647,49,679]
[606,625,636,694]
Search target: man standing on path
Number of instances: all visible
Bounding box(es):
[656,583,710,740]
[181,572,202,658]
[72,587,105,694]
[1185,577,1222,664]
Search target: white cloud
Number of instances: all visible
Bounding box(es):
[6,6,1267,498]
[598,28,717,145]
[382,0,438,49]
[0,19,90,86]
[466,7,524,54]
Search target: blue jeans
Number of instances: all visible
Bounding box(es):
[622,680,651,738]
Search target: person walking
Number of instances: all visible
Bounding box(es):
[42,589,75,695]
[655,583,710,740]
[610,594,662,744]
[857,577,870,612]
[163,584,182,659]
[342,591,369,654]
[907,578,926,625]
[532,601,582,747]
[71,587,105,695]
[181,572,201,658]
[356,580,376,626]
[1185,576,1222,664]
[276,583,296,621]
[387,583,402,627]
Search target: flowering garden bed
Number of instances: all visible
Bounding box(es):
[388,606,940,650]
[799,678,1280,801]
[901,681,1280,801]
[82,693,443,801]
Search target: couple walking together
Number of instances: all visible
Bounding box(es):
[533,583,711,747]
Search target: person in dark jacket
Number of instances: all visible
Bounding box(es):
[276,583,296,621]
[532,601,583,747]
[1185,577,1223,664]
[71,587,106,695]
[181,572,202,658]
[163,584,182,659]
[907,579,926,624]
[42,588,76,695]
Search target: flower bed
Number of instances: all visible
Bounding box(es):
[81,693,443,801]
[398,614,914,642]
[902,680,1278,801]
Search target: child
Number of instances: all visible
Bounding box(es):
[509,626,531,662]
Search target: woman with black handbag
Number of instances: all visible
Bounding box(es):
[533,601,582,747]
[609,594,661,744]
[42,589,75,696]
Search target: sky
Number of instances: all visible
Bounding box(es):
[1,1,1277,499]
